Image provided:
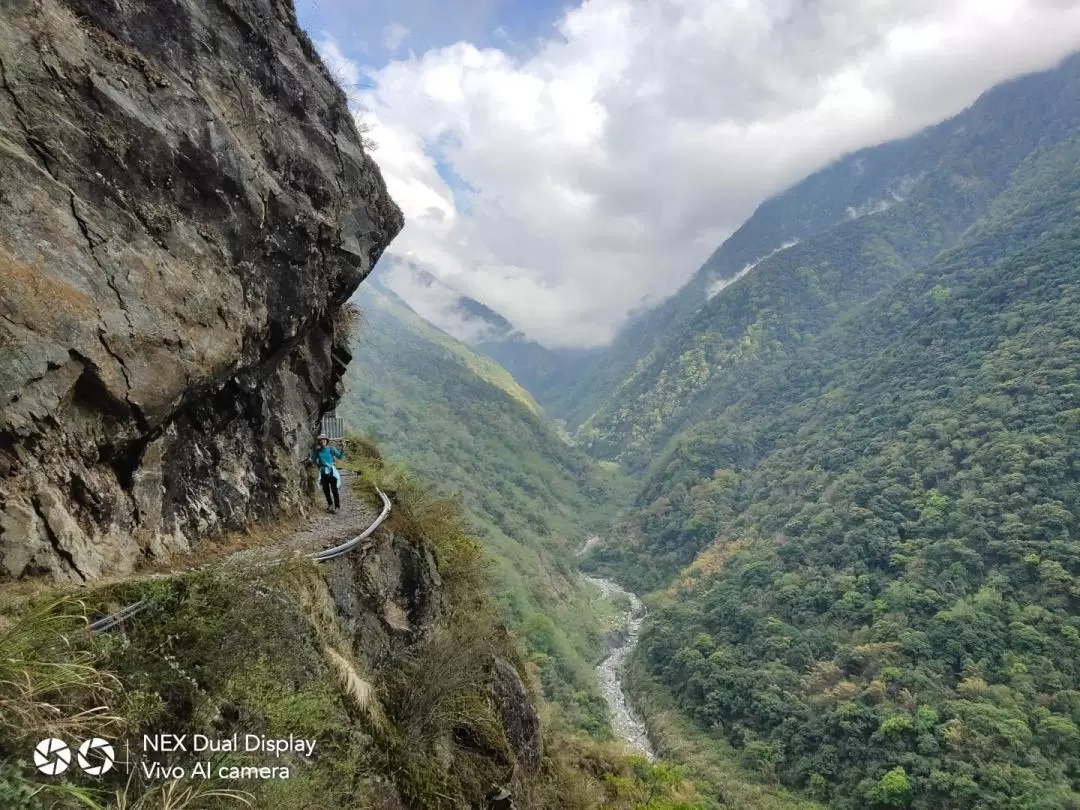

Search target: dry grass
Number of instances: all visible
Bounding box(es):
[0,596,128,810]
[324,644,383,726]
[108,770,254,810]
[293,567,387,729]
[0,597,120,742]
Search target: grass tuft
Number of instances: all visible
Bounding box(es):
[324,645,383,726]
[0,597,119,743]
[108,773,254,810]
[334,301,363,344]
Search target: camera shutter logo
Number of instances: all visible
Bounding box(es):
[76,738,116,776]
[34,738,71,775]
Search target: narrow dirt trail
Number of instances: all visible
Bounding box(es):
[223,471,379,567]
[87,472,389,633]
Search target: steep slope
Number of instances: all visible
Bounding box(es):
[470,323,596,415]
[547,127,945,431]
[0,0,402,583]
[338,282,632,732]
[454,296,602,412]
[361,277,544,417]
[0,457,705,809]
[598,122,1080,808]
[455,296,562,393]
[573,51,1080,465]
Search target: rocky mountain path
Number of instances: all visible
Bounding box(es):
[78,471,383,594]
[85,471,389,633]
[223,471,380,567]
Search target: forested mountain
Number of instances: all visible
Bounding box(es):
[457,295,602,414]
[346,52,1080,809]
[572,52,1080,468]
[545,124,947,431]
[338,280,631,733]
[585,89,1080,806]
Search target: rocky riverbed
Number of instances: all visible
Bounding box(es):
[584,574,656,759]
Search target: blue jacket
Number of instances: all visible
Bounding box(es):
[310,445,343,482]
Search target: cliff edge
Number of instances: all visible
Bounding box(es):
[0,0,403,582]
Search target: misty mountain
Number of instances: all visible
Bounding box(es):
[372,261,601,414]
[582,54,1080,809]
[569,51,1080,469]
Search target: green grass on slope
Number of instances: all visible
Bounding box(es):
[340,284,634,735]
[364,284,544,418]
[0,467,704,810]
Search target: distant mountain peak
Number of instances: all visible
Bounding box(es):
[365,260,593,406]
[372,260,540,347]
[455,296,519,338]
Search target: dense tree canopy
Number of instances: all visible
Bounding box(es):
[592,129,1080,808]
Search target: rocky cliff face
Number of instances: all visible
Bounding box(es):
[0,0,403,582]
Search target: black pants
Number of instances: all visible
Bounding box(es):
[320,472,340,508]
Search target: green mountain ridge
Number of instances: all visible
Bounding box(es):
[581,69,1080,809]
[570,51,1080,466]
[372,265,601,417]
[360,276,545,418]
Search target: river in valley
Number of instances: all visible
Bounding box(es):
[583,574,656,759]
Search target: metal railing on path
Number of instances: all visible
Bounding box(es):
[86,488,392,635]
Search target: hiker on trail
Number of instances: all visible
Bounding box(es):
[310,433,344,514]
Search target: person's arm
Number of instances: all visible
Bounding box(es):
[332,445,344,460]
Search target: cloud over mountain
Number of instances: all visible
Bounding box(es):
[324,0,1080,347]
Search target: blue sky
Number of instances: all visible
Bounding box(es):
[296,0,569,68]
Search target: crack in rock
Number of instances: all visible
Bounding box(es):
[30,495,87,583]
[68,192,148,428]
[0,56,60,182]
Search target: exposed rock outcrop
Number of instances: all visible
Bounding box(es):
[323,520,445,665]
[490,656,542,773]
[0,0,403,582]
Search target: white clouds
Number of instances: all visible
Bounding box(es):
[380,261,506,344]
[322,0,1080,348]
[706,240,799,300]
[383,23,410,51]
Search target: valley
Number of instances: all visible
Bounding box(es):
[1,2,1078,807]
[340,50,1080,810]
[583,574,655,760]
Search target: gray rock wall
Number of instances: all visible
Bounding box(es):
[0,0,403,581]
